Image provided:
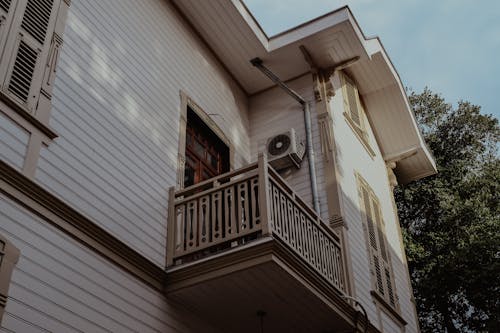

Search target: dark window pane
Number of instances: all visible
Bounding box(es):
[184,164,195,187]
[193,140,204,157]
[207,151,218,170]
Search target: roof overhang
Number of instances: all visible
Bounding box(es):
[171,0,437,183]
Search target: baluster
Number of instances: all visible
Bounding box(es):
[318,233,325,276]
[337,247,345,290]
[333,245,340,287]
[267,185,274,230]
[280,193,289,242]
[251,177,260,228]
[294,207,302,255]
[225,186,237,236]
[306,219,313,266]
[175,204,185,254]
[186,200,198,250]
[273,185,281,235]
[198,195,210,245]
[287,201,295,247]
[301,213,308,261]
[326,240,334,283]
[237,181,250,232]
[313,226,319,269]
[212,191,222,242]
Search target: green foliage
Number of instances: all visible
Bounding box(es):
[395,88,500,332]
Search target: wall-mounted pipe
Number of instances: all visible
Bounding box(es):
[250,57,321,214]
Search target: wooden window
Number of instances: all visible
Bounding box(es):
[184,107,229,187]
[0,234,20,322]
[357,175,398,309]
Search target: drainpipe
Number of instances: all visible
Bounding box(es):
[250,57,321,214]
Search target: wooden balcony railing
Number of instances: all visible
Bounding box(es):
[167,154,347,293]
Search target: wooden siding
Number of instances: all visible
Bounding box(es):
[329,72,419,332]
[33,0,250,266]
[248,75,329,220]
[0,194,218,333]
[0,113,29,171]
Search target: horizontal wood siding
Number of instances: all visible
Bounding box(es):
[0,112,29,171]
[0,194,218,333]
[34,0,250,266]
[329,72,418,333]
[248,75,329,220]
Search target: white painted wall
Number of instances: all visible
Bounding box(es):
[0,112,29,171]
[329,72,419,332]
[248,75,329,220]
[33,0,251,266]
[0,194,218,333]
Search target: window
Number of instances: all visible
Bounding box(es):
[341,72,375,156]
[0,0,69,135]
[184,107,229,187]
[357,175,398,309]
[0,234,20,322]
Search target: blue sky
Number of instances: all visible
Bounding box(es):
[245,0,500,119]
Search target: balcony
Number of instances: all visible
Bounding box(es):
[166,155,366,332]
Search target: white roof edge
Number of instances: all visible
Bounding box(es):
[267,8,350,51]
[232,0,269,49]
[344,8,437,177]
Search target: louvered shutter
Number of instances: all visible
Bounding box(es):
[342,73,362,128]
[362,186,385,294]
[1,0,59,112]
[373,202,397,307]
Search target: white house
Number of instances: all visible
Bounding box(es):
[0,1,436,332]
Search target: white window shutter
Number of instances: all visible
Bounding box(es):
[362,186,385,295]
[0,0,15,52]
[373,196,398,307]
[343,73,362,128]
[1,0,59,113]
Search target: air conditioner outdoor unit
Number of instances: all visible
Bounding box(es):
[265,128,306,170]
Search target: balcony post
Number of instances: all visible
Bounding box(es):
[166,186,176,267]
[257,153,272,236]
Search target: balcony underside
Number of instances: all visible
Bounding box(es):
[166,237,359,333]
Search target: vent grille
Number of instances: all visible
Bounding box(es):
[21,0,54,44]
[8,41,38,102]
[267,134,291,156]
[0,0,11,12]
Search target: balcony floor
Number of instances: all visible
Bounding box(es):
[166,238,357,333]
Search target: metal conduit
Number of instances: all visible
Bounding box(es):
[250,57,321,214]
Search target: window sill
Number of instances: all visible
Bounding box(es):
[370,290,407,326]
[0,91,58,141]
[343,112,375,158]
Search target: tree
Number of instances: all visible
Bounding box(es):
[394,88,500,332]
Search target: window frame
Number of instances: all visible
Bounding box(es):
[177,91,233,189]
[356,173,399,312]
[341,71,375,157]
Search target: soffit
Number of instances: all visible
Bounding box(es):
[172,0,437,182]
[172,0,371,94]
